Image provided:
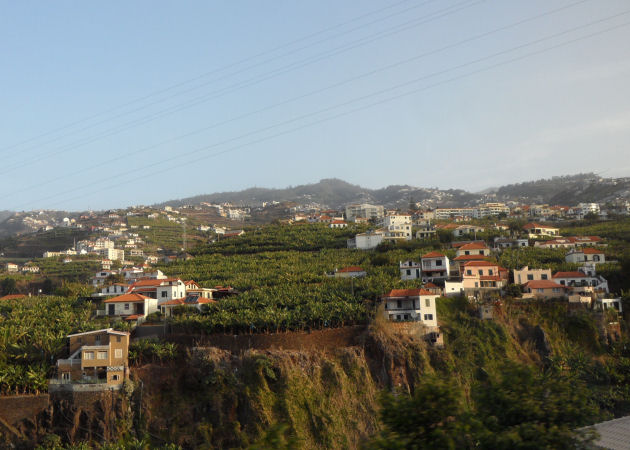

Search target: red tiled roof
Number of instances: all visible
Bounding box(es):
[422,251,445,258]
[463,261,497,267]
[525,280,566,289]
[580,248,605,254]
[454,255,488,261]
[338,266,364,273]
[0,294,26,301]
[424,282,439,288]
[458,242,489,250]
[124,314,144,321]
[104,293,152,303]
[384,288,434,298]
[553,271,587,279]
[330,220,347,224]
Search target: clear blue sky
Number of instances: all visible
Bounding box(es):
[1,0,630,211]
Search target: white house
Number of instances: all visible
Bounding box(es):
[444,280,464,297]
[381,288,438,327]
[102,293,158,321]
[329,220,348,229]
[100,283,129,296]
[452,225,485,238]
[420,251,450,281]
[127,278,187,304]
[400,260,422,281]
[380,215,412,240]
[552,270,608,294]
[523,223,559,238]
[347,230,384,250]
[565,248,606,265]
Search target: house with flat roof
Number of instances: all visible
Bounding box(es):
[52,328,129,390]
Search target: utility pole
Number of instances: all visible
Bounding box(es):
[182,222,187,252]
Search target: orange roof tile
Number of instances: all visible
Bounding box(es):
[525,280,566,289]
[104,293,152,303]
[338,266,364,273]
[422,251,445,258]
[553,271,587,279]
[463,261,497,267]
[458,242,489,250]
[454,255,488,261]
[384,288,434,297]
[0,294,26,301]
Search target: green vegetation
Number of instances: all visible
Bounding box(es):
[0,296,104,394]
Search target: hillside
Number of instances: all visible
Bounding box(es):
[159,174,630,210]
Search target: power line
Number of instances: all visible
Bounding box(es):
[0,0,439,157]
[16,11,630,211]
[0,0,591,201]
[0,0,482,173]
[0,0,420,153]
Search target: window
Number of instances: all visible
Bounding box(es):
[62,372,70,381]
[97,351,107,360]
[541,274,548,280]
[527,274,534,281]
[466,270,472,276]
[124,303,129,310]
[480,250,485,255]
[436,260,442,266]
[593,255,600,261]
[406,269,411,276]
[83,351,94,360]
[537,288,544,293]
[478,270,483,275]
[115,349,122,358]
[116,336,121,343]
[488,269,493,275]
[425,298,430,307]
[112,374,119,381]
[94,335,101,343]
[424,314,433,321]
[161,291,168,298]
[397,300,401,308]
[465,251,470,255]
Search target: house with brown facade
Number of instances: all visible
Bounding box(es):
[52,328,130,390]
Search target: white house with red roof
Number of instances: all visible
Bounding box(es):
[127,278,187,304]
[455,242,490,258]
[420,251,450,281]
[329,220,348,229]
[552,269,609,294]
[523,223,559,238]
[381,288,438,327]
[565,248,606,265]
[534,236,603,249]
[102,293,158,321]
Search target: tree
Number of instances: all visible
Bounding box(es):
[366,378,478,449]
[0,278,17,296]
